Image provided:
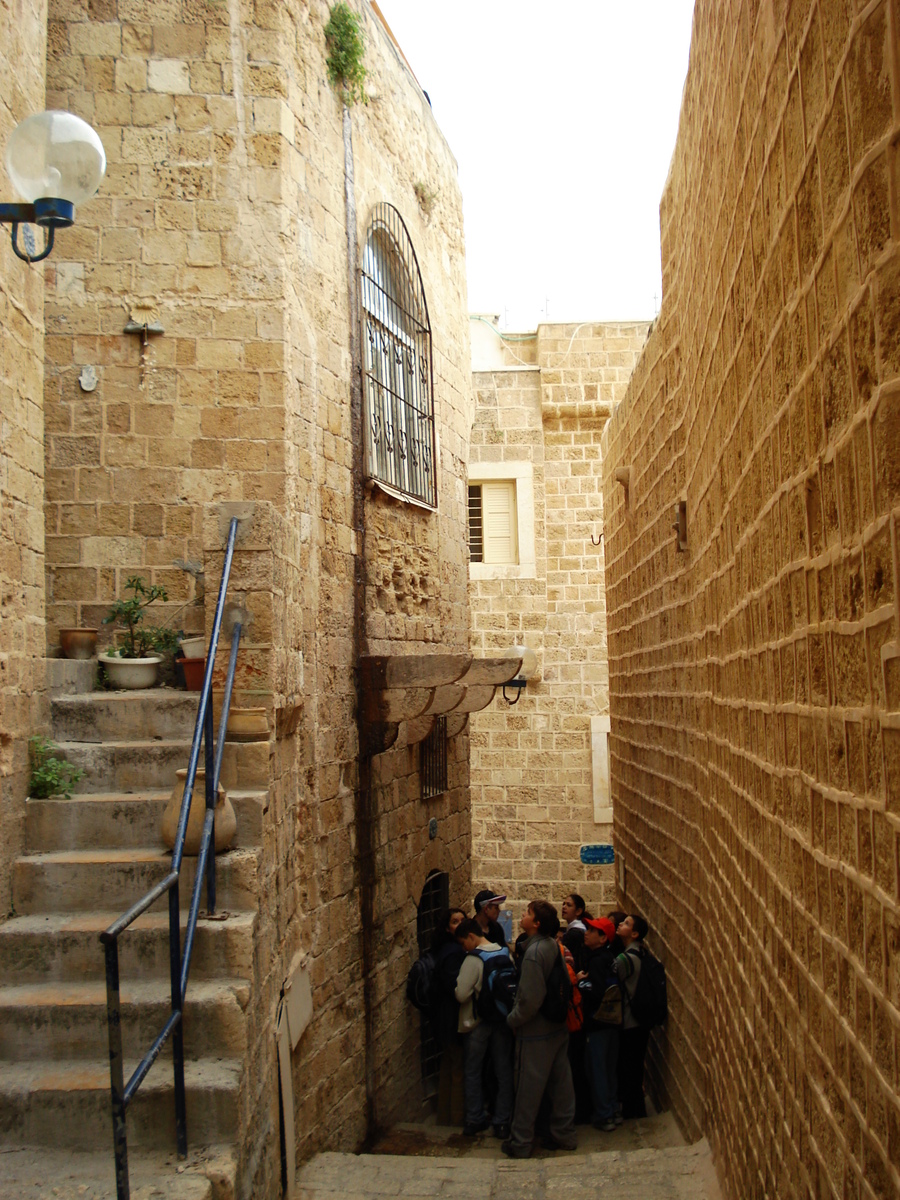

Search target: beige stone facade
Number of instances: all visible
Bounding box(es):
[603,1,900,1197]
[0,0,49,919]
[1,0,474,1191]
[468,319,648,917]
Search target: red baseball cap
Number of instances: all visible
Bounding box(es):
[585,917,615,940]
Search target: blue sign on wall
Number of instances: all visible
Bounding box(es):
[580,843,615,865]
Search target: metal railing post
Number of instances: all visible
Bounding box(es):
[168,878,187,1157]
[204,698,216,915]
[103,936,129,1200]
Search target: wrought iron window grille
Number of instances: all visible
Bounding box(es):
[420,715,448,800]
[360,203,437,509]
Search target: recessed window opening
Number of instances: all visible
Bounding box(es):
[467,482,518,564]
[360,204,436,508]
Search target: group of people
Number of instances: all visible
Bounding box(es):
[427,888,655,1159]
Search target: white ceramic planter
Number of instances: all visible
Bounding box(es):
[99,652,161,690]
[179,636,205,658]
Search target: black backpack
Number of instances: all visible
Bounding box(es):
[627,947,667,1028]
[475,948,518,1022]
[406,949,438,1013]
[539,947,572,1024]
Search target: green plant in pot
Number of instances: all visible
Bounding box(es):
[99,576,170,689]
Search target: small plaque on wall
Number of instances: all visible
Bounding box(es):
[580,843,615,865]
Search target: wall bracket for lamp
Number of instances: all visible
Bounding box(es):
[124,319,165,347]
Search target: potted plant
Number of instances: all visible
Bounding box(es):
[99,576,169,689]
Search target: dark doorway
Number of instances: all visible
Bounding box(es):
[416,869,449,1092]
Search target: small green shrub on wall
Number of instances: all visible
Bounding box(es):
[29,737,83,799]
[325,2,367,105]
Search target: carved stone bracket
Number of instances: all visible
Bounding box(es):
[358,653,522,755]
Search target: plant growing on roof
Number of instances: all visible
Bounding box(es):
[102,576,170,659]
[325,2,367,105]
[29,736,83,799]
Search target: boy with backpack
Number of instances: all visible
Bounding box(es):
[579,916,622,1131]
[614,913,667,1119]
[502,900,577,1159]
[453,918,515,1138]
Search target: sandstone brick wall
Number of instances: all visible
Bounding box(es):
[603,1,900,1196]
[0,0,48,916]
[42,0,472,1184]
[469,322,647,918]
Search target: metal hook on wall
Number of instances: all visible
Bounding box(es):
[591,531,603,546]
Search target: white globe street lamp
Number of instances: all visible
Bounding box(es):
[1,110,106,263]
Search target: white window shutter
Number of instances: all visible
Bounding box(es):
[482,481,517,564]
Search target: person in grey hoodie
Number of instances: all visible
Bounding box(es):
[502,900,577,1158]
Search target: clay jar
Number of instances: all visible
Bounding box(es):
[161,768,237,855]
[59,628,98,659]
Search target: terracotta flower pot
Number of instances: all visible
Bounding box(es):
[161,768,237,855]
[181,656,206,691]
[226,706,269,741]
[59,628,98,660]
[99,652,161,689]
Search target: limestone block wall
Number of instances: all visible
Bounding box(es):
[41,0,472,1182]
[603,1,900,1197]
[0,0,48,916]
[469,322,647,916]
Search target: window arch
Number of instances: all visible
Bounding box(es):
[359,204,436,508]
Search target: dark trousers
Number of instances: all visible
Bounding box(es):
[618,1026,650,1118]
[509,1029,576,1152]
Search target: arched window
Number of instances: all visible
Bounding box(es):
[359,204,436,508]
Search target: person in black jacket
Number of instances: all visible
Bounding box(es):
[579,916,622,1131]
[431,907,467,1125]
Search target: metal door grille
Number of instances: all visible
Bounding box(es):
[360,204,436,508]
[421,716,447,799]
[416,869,449,1091]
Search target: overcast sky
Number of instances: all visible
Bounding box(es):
[377,1,697,330]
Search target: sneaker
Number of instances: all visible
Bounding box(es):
[501,1139,532,1159]
[613,1113,624,1126]
[492,1123,510,1140]
[463,1118,491,1136]
[592,1119,616,1133]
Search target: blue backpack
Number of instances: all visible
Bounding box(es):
[475,948,518,1022]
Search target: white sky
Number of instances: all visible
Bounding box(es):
[377,1,697,330]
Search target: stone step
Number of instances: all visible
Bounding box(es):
[54,740,194,794]
[25,791,266,853]
[0,1144,236,1200]
[47,658,96,697]
[296,1142,723,1198]
[0,1058,242,1150]
[0,979,249,1062]
[51,691,199,743]
[13,848,260,915]
[0,911,257,985]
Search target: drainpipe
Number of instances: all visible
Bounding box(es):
[342,100,378,1142]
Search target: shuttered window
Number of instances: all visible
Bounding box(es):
[468,481,518,564]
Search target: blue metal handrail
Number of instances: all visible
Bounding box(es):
[100,516,243,1200]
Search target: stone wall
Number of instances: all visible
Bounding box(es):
[469,321,648,917]
[0,0,49,916]
[603,1,900,1197]
[41,0,472,1184]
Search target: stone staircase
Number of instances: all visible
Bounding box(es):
[0,687,268,1199]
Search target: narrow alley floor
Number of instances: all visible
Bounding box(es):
[297,1111,723,1200]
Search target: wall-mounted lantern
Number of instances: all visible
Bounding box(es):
[502,644,538,705]
[1,110,106,263]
